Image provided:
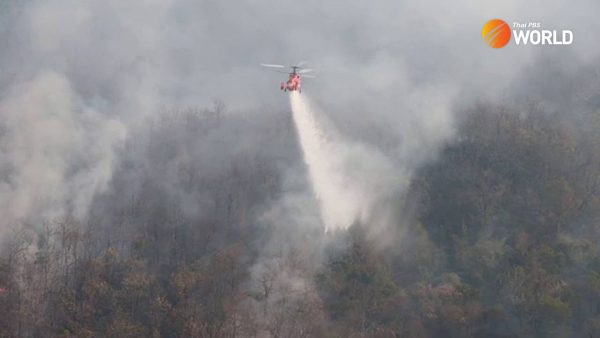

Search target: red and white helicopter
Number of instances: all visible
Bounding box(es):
[260,61,315,93]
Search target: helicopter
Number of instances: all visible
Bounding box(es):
[260,61,315,93]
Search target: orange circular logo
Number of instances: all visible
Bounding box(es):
[482,19,511,48]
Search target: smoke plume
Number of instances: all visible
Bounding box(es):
[0,70,126,234]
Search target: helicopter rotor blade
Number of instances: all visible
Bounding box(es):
[260,63,285,68]
[295,61,308,68]
[263,69,290,74]
[298,69,314,74]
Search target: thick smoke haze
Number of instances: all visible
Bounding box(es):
[1,0,600,336]
[0,70,126,232]
[0,0,599,250]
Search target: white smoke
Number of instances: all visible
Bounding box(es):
[0,71,126,232]
[289,92,404,231]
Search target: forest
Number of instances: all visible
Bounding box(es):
[1,94,599,337]
[1,0,599,336]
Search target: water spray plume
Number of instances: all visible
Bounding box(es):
[289,92,399,231]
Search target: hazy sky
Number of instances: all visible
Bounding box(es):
[0,0,599,234]
[2,0,598,109]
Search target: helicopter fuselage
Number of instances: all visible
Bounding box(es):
[281,73,301,92]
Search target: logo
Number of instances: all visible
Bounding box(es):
[482,19,573,48]
[482,19,511,48]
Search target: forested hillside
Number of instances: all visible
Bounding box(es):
[1,102,599,337]
[317,104,600,337]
